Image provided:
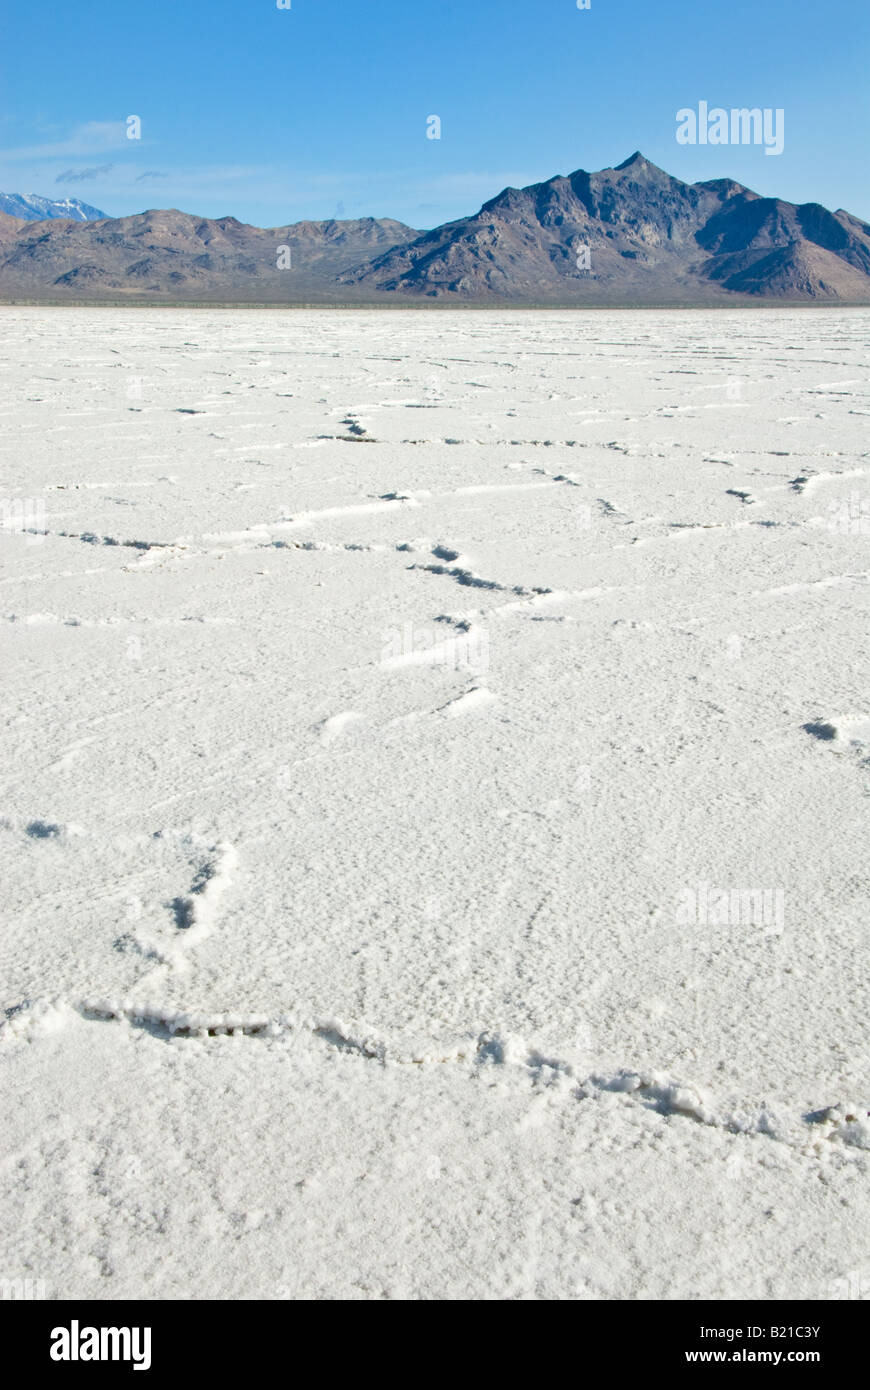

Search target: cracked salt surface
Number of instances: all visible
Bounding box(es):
[1,306,869,1300]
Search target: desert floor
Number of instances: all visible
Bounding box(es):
[1,307,868,1299]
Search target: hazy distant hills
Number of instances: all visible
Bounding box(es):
[0,209,420,301]
[0,192,108,222]
[2,154,869,304]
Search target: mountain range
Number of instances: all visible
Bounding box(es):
[0,192,108,222]
[1,154,869,304]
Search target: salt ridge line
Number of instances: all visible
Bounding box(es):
[789,467,870,495]
[18,452,862,559]
[9,517,580,612]
[119,833,241,974]
[8,522,866,629]
[0,612,235,627]
[23,500,853,566]
[195,478,584,545]
[2,997,867,1156]
[162,835,238,948]
[0,820,240,972]
[200,496,422,543]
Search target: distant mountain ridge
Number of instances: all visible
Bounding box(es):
[0,210,420,300]
[1,155,869,304]
[338,153,870,303]
[0,192,108,222]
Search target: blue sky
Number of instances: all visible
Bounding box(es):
[1,0,867,227]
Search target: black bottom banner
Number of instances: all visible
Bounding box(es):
[3,1298,864,1374]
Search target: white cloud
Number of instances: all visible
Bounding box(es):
[0,121,129,160]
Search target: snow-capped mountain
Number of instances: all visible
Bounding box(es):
[0,192,108,222]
